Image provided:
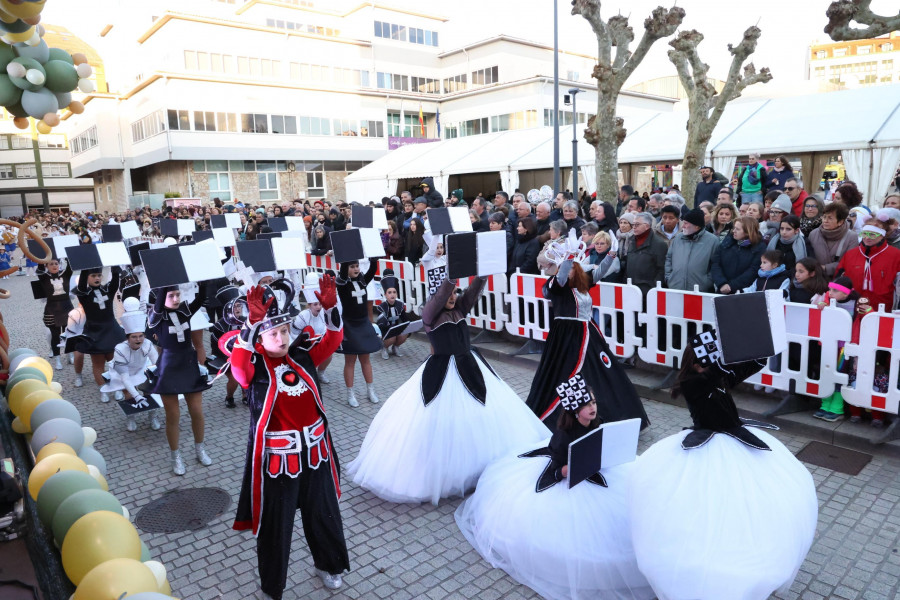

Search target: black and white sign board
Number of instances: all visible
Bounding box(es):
[351,205,389,230]
[210,213,242,229]
[139,241,227,288]
[568,418,641,489]
[101,221,141,242]
[117,394,163,416]
[236,240,277,273]
[426,265,447,297]
[713,290,787,364]
[26,235,80,261]
[160,219,197,238]
[384,319,424,340]
[330,228,385,264]
[271,237,307,271]
[193,228,235,248]
[65,242,131,271]
[445,231,507,280]
[128,242,150,267]
[427,207,472,235]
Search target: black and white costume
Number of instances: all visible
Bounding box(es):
[37,260,73,359]
[629,347,817,600]
[335,261,381,355]
[72,267,125,354]
[346,276,548,504]
[147,287,210,396]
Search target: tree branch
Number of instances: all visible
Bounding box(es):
[826,0,900,41]
[711,26,770,119]
[614,6,685,87]
[608,14,635,69]
[572,0,613,65]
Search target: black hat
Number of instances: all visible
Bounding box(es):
[682,208,705,229]
[556,374,592,412]
[216,284,241,305]
[257,278,295,334]
[381,276,400,293]
[414,197,427,205]
[689,329,721,367]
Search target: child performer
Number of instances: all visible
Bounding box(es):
[36,257,73,370]
[72,266,125,397]
[147,285,212,475]
[101,298,161,432]
[230,275,350,598]
[336,260,381,407]
[292,272,332,383]
[208,284,245,408]
[375,272,412,360]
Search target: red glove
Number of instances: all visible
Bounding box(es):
[247,285,274,325]
[315,274,337,310]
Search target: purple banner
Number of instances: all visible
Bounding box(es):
[388,136,440,150]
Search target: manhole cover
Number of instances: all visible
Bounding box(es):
[135,488,231,533]
[795,441,872,476]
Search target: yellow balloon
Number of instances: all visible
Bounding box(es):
[160,578,172,595]
[0,0,46,20]
[18,356,53,384]
[8,380,48,415]
[20,389,63,429]
[11,416,27,433]
[62,512,142,585]
[28,454,88,501]
[35,442,77,463]
[1,27,34,43]
[72,558,158,600]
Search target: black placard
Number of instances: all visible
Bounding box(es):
[193,230,214,243]
[267,217,288,233]
[65,244,103,271]
[257,232,282,240]
[117,395,163,416]
[159,219,178,238]
[351,205,373,229]
[27,238,55,261]
[427,208,453,235]
[30,280,45,299]
[446,232,477,280]
[101,225,123,243]
[329,229,365,264]
[140,247,189,288]
[384,319,423,340]
[713,292,775,363]
[237,240,277,272]
[128,242,149,267]
[567,427,604,488]
[210,215,227,229]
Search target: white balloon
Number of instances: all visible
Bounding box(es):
[122,505,130,520]
[25,69,45,86]
[25,31,41,47]
[6,62,25,79]
[75,63,92,78]
[77,78,94,93]
[142,560,167,589]
[81,426,97,447]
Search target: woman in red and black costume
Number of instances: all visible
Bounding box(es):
[525,253,649,434]
[229,274,350,598]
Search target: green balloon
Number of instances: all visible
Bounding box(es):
[47,48,74,65]
[10,366,47,381]
[6,370,46,394]
[0,42,15,69]
[52,493,123,545]
[8,348,38,361]
[43,60,78,94]
[9,57,43,92]
[5,100,26,118]
[139,540,152,562]
[35,471,102,526]
[0,75,21,107]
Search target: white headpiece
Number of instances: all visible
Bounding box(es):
[545,228,588,266]
[120,297,146,335]
[302,272,320,304]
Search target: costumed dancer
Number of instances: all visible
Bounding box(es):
[525,232,649,433]
[628,334,817,600]
[230,276,350,598]
[101,298,161,432]
[336,260,381,407]
[455,374,654,600]
[36,257,73,370]
[72,266,126,398]
[346,274,549,505]
[292,272,332,383]
[375,271,413,360]
[147,284,213,475]
[180,282,213,373]
[208,284,245,408]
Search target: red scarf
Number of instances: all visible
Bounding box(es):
[635,229,651,248]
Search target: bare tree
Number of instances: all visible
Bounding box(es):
[826,0,900,40]
[667,27,772,206]
[572,1,684,204]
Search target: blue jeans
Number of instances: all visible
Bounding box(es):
[741,191,763,205]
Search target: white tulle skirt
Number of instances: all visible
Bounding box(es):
[455,441,655,600]
[346,355,549,504]
[628,429,818,600]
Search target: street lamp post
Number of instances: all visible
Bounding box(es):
[553,0,560,196]
[566,88,580,202]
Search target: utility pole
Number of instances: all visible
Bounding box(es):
[553,0,560,195]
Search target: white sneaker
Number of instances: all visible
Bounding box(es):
[126,417,137,432]
[347,388,359,408]
[318,370,330,384]
[753,384,763,391]
[100,392,109,403]
[54,356,63,370]
[74,374,84,387]
[171,450,186,476]
[367,383,380,404]
[68,354,74,365]
[381,347,390,360]
[195,443,212,466]
[764,386,774,394]
[198,365,209,376]
[149,412,162,430]
[114,390,124,401]
[315,568,342,590]
[391,345,403,357]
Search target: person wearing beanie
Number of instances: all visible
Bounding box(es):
[101,297,161,432]
[456,374,654,600]
[336,260,382,407]
[664,208,720,292]
[760,193,792,242]
[449,188,467,208]
[375,273,414,360]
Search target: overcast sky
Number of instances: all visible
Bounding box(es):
[41,0,898,87]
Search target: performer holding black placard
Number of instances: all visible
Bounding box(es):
[455,374,653,600]
[346,272,548,505]
[36,256,73,370]
[230,276,350,598]
[336,260,381,407]
[71,266,125,398]
[147,284,212,475]
[525,235,649,433]
[375,272,412,360]
[291,272,332,384]
[629,327,817,600]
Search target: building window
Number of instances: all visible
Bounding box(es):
[208,172,231,202]
[471,66,499,86]
[374,21,438,46]
[11,135,30,149]
[71,126,98,155]
[15,164,37,178]
[241,113,268,133]
[881,42,893,52]
[298,116,331,135]
[387,113,400,137]
[0,165,12,179]
[38,134,66,149]
[858,45,872,55]
[258,172,278,200]
[815,50,826,59]
[107,185,112,201]
[271,115,297,134]
[132,110,166,142]
[167,109,191,131]
[401,114,427,138]
[360,120,384,137]
[41,163,69,178]
[184,50,197,70]
[833,47,847,57]
[306,171,324,197]
[443,73,467,93]
[333,119,358,136]
[444,124,458,139]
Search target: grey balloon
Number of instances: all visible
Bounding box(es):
[15,40,50,64]
[30,418,84,455]
[77,447,107,476]
[29,399,81,432]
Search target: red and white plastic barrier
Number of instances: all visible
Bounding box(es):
[637,285,717,367]
[505,273,552,341]
[844,310,900,412]
[590,282,644,359]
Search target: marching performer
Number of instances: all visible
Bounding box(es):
[336,260,381,407]
[147,285,212,475]
[525,232,649,433]
[72,266,126,398]
[208,284,245,408]
[101,298,161,432]
[346,274,548,505]
[375,271,412,359]
[292,272,332,383]
[629,334,817,600]
[455,375,654,600]
[230,276,350,598]
[36,257,73,370]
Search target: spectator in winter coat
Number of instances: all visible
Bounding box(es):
[653,205,681,245]
[665,208,720,292]
[783,177,807,217]
[386,221,404,260]
[767,215,809,274]
[449,189,467,207]
[405,218,425,264]
[589,200,618,235]
[736,152,768,205]
[695,166,723,206]
[761,193,792,243]
[311,225,332,255]
[562,200,586,237]
[489,212,515,266]
[836,218,900,312]
[537,220,568,273]
[620,212,668,298]
[711,217,767,294]
[535,201,553,243]
[418,177,445,208]
[742,250,792,293]
[766,155,793,193]
[511,215,540,275]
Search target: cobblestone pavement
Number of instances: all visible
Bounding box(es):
[5,272,900,600]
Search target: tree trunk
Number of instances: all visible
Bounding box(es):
[680,108,715,206]
[590,94,621,205]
